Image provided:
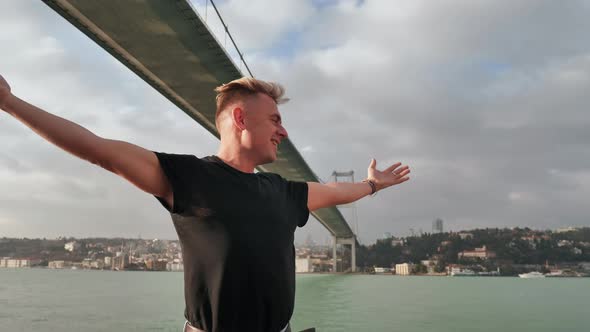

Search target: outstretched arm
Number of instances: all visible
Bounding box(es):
[307,159,410,211]
[0,74,173,207]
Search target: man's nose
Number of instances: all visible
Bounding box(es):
[278,125,288,139]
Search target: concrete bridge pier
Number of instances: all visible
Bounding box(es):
[332,236,356,273]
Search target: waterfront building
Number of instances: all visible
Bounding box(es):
[1,258,16,268]
[296,257,313,273]
[104,256,112,266]
[421,260,438,274]
[374,267,391,273]
[112,253,129,270]
[0,258,39,268]
[90,260,105,269]
[0,257,9,268]
[395,263,413,275]
[166,261,184,272]
[146,259,168,271]
[82,258,93,269]
[48,260,68,269]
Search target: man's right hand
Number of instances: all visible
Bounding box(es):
[0,74,12,110]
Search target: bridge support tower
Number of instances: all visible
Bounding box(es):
[332,236,356,272]
[331,169,359,273]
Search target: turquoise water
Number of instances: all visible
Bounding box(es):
[0,269,588,331]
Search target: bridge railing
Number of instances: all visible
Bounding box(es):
[186,0,254,78]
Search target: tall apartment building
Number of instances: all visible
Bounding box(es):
[432,218,444,233]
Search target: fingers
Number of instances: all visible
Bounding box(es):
[396,168,411,177]
[369,158,377,169]
[396,171,411,182]
[384,162,402,173]
[385,163,411,174]
[392,169,411,185]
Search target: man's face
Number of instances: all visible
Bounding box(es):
[242,93,288,164]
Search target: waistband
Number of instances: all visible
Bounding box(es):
[183,321,290,332]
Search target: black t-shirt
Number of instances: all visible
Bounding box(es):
[153,153,309,332]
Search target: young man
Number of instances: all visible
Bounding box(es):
[0,75,410,332]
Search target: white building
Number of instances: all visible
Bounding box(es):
[458,246,496,260]
[48,260,68,269]
[90,260,105,269]
[458,232,473,240]
[0,258,38,268]
[64,241,81,252]
[374,267,391,273]
[82,258,93,269]
[166,261,184,272]
[395,263,413,275]
[421,260,438,274]
[391,238,404,247]
[296,257,313,273]
[556,227,578,233]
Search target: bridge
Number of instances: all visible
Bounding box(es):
[43,0,357,272]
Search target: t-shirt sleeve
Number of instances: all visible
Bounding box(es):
[285,180,310,228]
[153,152,198,215]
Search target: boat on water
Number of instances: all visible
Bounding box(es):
[450,268,476,276]
[545,270,564,277]
[518,271,545,278]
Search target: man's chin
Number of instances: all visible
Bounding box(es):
[260,153,277,165]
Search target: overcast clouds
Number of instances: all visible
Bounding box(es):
[1,0,589,244]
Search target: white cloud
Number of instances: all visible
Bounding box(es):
[301,145,315,153]
[508,191,535,203]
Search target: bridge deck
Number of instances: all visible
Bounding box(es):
[43,0,354,238]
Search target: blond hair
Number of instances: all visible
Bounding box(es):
[214,77,289,120]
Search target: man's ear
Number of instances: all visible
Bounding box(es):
[231,107,246,131]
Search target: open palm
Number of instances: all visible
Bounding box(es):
[367,159,411,191]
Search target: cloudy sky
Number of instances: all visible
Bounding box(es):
[1,0,589,244]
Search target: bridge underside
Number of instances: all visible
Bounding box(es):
[43,0,354,238]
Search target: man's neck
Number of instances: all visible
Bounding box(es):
[216,146,256,173]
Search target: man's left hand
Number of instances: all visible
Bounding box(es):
[367,159,411,192]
